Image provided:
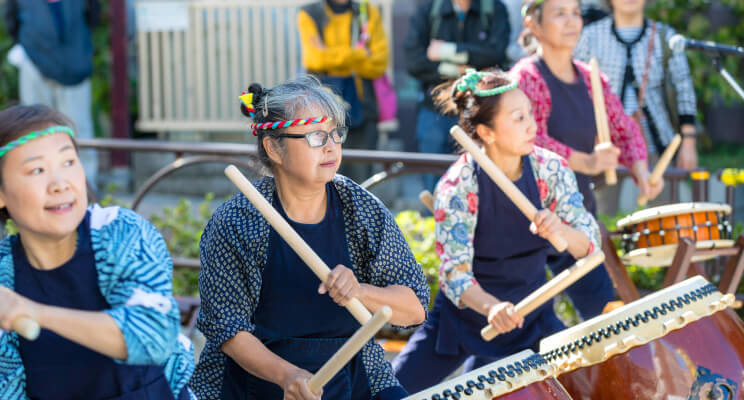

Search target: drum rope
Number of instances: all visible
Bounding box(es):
[414,353,551,399]
[541,283,718,362]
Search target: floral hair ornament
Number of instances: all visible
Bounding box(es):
[239,92,255,118]
[455,68,518,97]
[250,117,334,137]
[521,0,546,17]
[0,125,75,158]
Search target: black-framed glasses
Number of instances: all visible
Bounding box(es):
[276,127,348,148]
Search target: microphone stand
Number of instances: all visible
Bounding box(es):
[712,54,744,101]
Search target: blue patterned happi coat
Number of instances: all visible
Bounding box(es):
[0,205,195,399]
[190,175,430,399]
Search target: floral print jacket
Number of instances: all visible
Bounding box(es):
[434,147,601,307]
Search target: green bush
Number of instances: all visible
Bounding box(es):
[0,11,19,108]
[395,211,439,308]
[647,0,744,108]
[150,193,216,297]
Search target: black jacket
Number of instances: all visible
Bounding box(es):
[404,0,510,109]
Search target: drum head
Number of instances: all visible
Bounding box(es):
[616,202,732,230]
[621,239,735,267]
[539,276,734,374]
[404,350,556,400]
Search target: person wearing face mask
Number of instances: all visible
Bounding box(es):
[296,0,389,183]
[510,0,662,321]
[391,69,600,393]
[574,0,699,211]
[0,105,195,400]
[189,77,429,400]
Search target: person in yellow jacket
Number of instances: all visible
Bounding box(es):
[297,0,389,182]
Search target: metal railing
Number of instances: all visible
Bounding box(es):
[76,137,724,334]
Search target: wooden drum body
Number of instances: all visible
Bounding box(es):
[616,203,733,267]
[404,350,573,400]
[540,277,744,400]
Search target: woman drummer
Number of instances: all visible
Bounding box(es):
[189,76,429,400]
[0,105,195,399]
[510,0,663,319]
[392,69,601,393]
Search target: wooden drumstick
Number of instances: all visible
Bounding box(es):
[12,316,40,341]
[449,125,568,252]
[637,134,682,206]
[589,58,618,186]
[419,190,434,213]
[224,165,372,324]
[481,250,605,341]
[307,306,392,394]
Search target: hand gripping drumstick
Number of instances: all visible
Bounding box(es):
[419,190,434,213]
[307,306,391,394]
[637,134,682,206]
[481,250,604,341]
[12,317,40,341]
[224,165,373,324]
[450,125,568,252]
[589,58,618,186]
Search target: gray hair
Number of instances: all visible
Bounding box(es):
[241,75,347,172]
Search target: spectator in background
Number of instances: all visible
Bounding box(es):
[4,0,100,191]
[297,0,389,184]
[574,0,698,212]
[404,0,510,190]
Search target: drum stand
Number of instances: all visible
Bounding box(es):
[600,223,744,303]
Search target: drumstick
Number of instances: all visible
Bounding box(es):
[12,316,40,341]
[307,306,391,394]
[449,125,568,252]
[637,134,682,206]
[419,190,434,213]
[481,250,605,341]
[224,165,372,324]
[589,58,618,186]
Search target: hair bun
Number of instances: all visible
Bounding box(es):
[240,83,266,118]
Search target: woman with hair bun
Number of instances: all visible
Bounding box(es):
[392,69,600,393]
[189,76,429,400]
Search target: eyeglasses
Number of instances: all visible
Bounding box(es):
[276,127,348,148]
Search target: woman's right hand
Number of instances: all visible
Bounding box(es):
[585,143,620,176]
[281,366,321,400]
[487,301,523,335]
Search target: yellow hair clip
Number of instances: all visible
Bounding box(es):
[239,92,255,117]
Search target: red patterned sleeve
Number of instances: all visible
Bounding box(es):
[511,60,575,160]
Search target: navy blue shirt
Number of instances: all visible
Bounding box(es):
[12,212,174,400]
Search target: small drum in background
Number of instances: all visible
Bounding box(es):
[616,202,733,267]
[539,276,744,400]
[404,350,572,400]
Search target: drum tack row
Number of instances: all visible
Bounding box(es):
[405,276,744,400]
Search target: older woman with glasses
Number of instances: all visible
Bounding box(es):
[188,76,429,400]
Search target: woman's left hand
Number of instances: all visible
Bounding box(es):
[318,265,362,307]
[0,287,41,332]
